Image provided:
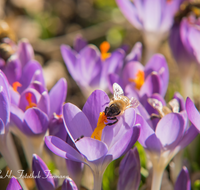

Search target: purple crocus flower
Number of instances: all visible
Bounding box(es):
[117,147,140,190]
[0,70,28,190]
[136,95,199,190]
[169,16,198,99]
[45,89,140,190]
[61,38,126,97]
[181,15,200,64]
[6,177,23,190]
[109,54,169,106]
[116,0,183,60]
[174,166,191,190]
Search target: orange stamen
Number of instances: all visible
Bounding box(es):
[100,41,111,61]
[25,92,37,110]
[129,70,145,90]
[53,113,63,119]
[91,112,108,141]
[12,82,22,92]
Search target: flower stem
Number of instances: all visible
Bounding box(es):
[93,171,103,190]
[151,167,164,190]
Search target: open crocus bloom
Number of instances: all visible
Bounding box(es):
[137,95,199,190]
[45,89,140,190]
[116,0,182,34]
[109,54,169,106]
[61,38,126,97]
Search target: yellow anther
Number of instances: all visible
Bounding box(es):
[129,70,145,90]
[91,112,107,141]
[100,41,111,61]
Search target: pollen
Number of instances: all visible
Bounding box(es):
[100,41,111,61]
[25,92,37,110]
[91,112,108,141]
[129,70,145,90]
[12,81,22,92]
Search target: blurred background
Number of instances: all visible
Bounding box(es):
[1,0,200,189]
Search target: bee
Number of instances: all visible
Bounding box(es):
[147,98,179,119]
[175,0,200,22]
[0,20,16,61]
[104,83,139,126]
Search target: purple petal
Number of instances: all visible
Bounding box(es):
[186,97,200,132]
[78,45,101,85]
[37,91,50,115]
[18,88,39,112]
[6,177,22,190]
[155,113,185,149]
[122,61,144,87]
[4,55,22,85]
[102,108,137,153]
[75,137,108,161]
[178,124,199,151]
[137,114,162,153]
[19,60,44,93]
[0,70,10,101]
[108,125,140,160]
[73,35,87,53]
[173,92,185,112]
[49,78,67,118]
[10,105,24,132]
[18,39,34,68]
[107,73,124,93]
[82,90,110,131]
[23,108,49,135]
[63,103,93,142]
[61,45,78,81]
[116,0,142,29]
[0,119,5,135]
[10,88,20,105]
[62,177,78,190]
[45,136,85,163]
[32,154,55,190]
[0,86,10,125]
[175,167,190,190]
[144,54,169,96]
[100,49,125,87]
[139,73,161,99]
[125,42,142,63]
[117,147,140,190]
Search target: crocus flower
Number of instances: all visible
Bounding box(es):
[109,54,169,106]
[169,16,197,99]
[181,15,200,64]
[45,89,140,190]
[6,177,23,190]
[117,147,140,190]
[0,70,28,190]
[48,78,84,188]
[116,0,183,60]
[174,166,190,190]
[137,95,199,190]
[61,37,126,97]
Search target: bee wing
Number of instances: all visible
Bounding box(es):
[168,99,179,113]
[148,98,164,116]
[113,83,124,99]
[130,97,140,108]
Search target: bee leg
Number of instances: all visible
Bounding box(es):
[106,118,118,126]
[75,135,84,142]
[107,117,117,120]
[150,113,161,120]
